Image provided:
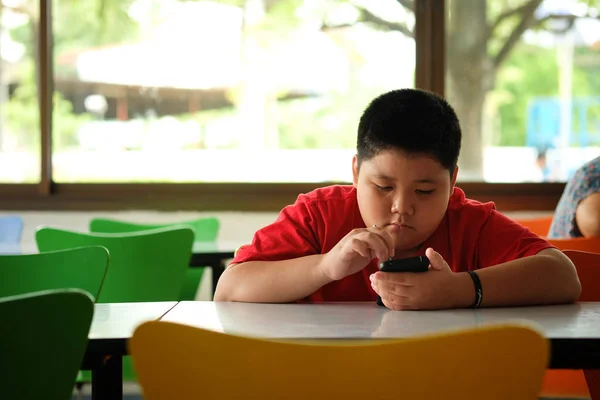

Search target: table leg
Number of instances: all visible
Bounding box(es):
[211,261,226,299]
[92,355,123,400]
[585,370,600,400]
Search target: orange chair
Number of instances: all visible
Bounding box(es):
[547,237,600,253]
[514,216,553,236]
[540,250,600,399]
[565,250,600,302]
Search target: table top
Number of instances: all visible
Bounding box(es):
[90,301,178,340]
[160,301,600,340]
[192,241,242,255]
[83,301,177,368]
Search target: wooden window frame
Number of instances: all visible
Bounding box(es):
[0,0,565,212]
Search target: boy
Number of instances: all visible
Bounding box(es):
[215,89,581,310]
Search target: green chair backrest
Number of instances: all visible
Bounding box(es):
[89,217,219,301]
[36,227,194,303]
[0,246,109,299]
[0,289,94,400]
[90,217,219,241]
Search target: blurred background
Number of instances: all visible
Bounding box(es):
[1,0,598,185]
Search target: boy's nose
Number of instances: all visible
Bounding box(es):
[391,197,415,216]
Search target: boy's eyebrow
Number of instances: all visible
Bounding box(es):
[414,178,437,183]
[373,174,395,181]
[373,174,438,184]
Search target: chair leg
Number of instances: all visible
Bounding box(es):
[75,382,85,400]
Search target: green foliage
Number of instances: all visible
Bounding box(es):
[494,44,559,146]
[2,0,138,153]
[259,0,303,33]
[3,61,92,152]
[278,88,382,150]
[494,42,600,146]
[53,0,139,55]
[3,70,40,152]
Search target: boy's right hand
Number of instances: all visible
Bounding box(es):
[320,225,395,281]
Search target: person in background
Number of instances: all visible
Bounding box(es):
[532,146,561,182]
[535,147,550,182]
[549,156,600,238]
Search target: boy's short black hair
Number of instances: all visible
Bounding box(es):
[356,88,462,174]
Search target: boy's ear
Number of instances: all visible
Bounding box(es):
[352,155,359,187]
[450,166,459,193]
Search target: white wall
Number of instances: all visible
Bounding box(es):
[6,210,277,251]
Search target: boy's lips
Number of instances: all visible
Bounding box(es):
[389,222,414,230]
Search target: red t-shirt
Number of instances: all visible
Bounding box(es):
[232,185,553,302]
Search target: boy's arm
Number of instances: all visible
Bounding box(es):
[216,227,396,303]
[214,255,332,303]
[470,210,581,307]
[454,248,581,307]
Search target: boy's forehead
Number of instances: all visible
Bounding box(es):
[359,150,449,181]
[366,150,443,169]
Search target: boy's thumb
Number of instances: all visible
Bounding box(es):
[425,247,446,271]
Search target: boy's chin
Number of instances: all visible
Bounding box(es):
[394,238,425,255]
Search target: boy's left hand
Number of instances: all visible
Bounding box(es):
[370,247,472,310]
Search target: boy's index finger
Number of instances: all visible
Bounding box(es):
[371,224,395,257]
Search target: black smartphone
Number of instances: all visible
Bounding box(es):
[376,256,430,307]
[379,256,430,273]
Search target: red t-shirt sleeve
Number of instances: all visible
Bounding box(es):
[231,196,321,264]
[476,210,555,269]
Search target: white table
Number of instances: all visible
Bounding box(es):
[82,301,600,399]
[161,301,598,338]
[162,301,600,369]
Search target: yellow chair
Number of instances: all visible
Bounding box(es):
[130,321,548,400]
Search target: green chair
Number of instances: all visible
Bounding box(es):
[35,226,194,385]
[0,246,109,299]
[36,226,194,302]
[90,217,220,300]
[89,217,219,241]
[0,289,94,400]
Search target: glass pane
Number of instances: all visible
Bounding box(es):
[0,0,41,183]
[446,0,600,182]
[52,0,415,183]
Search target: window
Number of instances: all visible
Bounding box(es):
[447,0,600,183]
[2,0,575,211]
[52,0,415,183]
[0,0,41,183]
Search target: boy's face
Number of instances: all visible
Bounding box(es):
[352,148,457,254]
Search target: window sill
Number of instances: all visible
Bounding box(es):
[0,182,565,212]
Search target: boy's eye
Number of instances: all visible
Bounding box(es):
[375,184,393,192]
[416,189,434,195]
